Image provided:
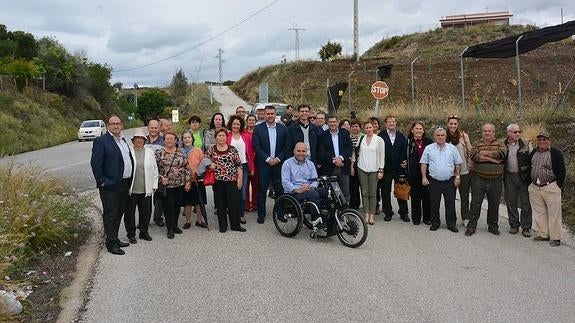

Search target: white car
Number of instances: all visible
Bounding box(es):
[249,103,288,123]
[78,119,107,141]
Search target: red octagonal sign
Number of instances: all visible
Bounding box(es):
[371,81,389,100]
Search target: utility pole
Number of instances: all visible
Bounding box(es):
[288,23,306,61]
[216,48,224,87]
[353,0,359,61]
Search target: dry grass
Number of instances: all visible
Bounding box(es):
[0,163,90,320]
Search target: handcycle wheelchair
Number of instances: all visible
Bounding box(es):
[272,175,368,248]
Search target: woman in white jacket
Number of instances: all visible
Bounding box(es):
[125,129,159,243]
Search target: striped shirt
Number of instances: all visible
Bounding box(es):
[530,149,556,185]
[470,139,507,179]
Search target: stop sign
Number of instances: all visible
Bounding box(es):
[371,81,389,100]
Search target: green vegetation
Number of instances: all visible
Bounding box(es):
[362,24,538,60]
[0,163,90,321]
[318,40,343,61]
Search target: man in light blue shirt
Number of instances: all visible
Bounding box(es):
[281,142,324,228]
[421,128,463,232]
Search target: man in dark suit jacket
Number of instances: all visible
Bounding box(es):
[378,115,409,222]
[252,105,289,223]
[91,116,134,255]
[318,115,353,203]
[286,104,320,165]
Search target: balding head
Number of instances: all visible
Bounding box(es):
[293,142,307,162]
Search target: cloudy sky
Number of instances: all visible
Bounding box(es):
[1,0,572,87]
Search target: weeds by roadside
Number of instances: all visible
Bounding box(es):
[0,162,90,321]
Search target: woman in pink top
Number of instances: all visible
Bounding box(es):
[226,115,254,224]
[244,114,258,212]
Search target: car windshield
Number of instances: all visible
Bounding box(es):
[81,121,100,127]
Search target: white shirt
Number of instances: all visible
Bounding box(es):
[114,134,133,179]
[357,135,385,172]
[230,136,247,164]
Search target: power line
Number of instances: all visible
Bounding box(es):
[288,23,306,61]
[115,0,281,73]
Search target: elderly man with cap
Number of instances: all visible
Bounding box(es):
[528,131,566,247]
[125,129,158,243]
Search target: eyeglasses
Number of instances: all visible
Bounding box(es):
[512,130,522,134]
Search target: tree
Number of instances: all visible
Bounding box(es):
[170,68,188,102]
[318,40,342,61]
[1,58,37,91]
[36,37,77,95]
[86,62,114,103]
[136,89,171,122]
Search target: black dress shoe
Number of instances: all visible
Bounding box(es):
[106,245,125,255]
[231,226,246,232]
[195,221,208,228]
[447,226,459,233]
[117,240,129,248]
[488,227,500,235]
[383,215,392,221]
[139,233,153,241]
[183,222,191,229]
[257,218,265,224]
[155,219,165,227]
[465,228,476,236]
[219,228,227,233]
[423,220,432,225]
[128,236,137,244]
[400,215,410,222]
[240,220,247,224]
[167,231,175,239]
[174,228,183,234]
[412,221,421,225]
[429,225,439,231]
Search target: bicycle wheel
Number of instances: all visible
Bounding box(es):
[272,194,303,237]
[336,209,368,248]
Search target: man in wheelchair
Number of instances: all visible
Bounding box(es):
[281,142,326,231]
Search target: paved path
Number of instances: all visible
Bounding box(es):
[2,90,574,322]
[210,85,251,119]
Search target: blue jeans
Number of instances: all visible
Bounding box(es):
[240,163,249,217]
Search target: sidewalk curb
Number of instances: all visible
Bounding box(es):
[57,190,103,323]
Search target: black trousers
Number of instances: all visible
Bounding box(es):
[214,180,241,231]
[349,163,361,209]
[153,192,164,223]
[381,173,409,217]
[162,186,183,231]
[125,193,152,237]
[410,176,430,224]
[429,177,457,227]
[99,178,131,246]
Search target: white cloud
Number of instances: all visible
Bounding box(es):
[0,0,572,86]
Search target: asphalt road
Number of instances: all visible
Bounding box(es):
[2,89,574,322]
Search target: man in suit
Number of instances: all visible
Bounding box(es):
[286,104,320,165]
[378,115,410,222]
[319,115,353,203]
[90,116,134,255]
[252,105,289,223]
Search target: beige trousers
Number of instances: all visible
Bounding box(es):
[528,182,562,240]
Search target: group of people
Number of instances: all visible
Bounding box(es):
[90,105,566,255]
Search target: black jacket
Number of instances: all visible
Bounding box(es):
[529,147,566,189]
[378,129,408,176]
[318,128,353,176]
[406,136,434,179]
[286,121,320,164]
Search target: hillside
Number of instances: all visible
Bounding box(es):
[232,24,575,111]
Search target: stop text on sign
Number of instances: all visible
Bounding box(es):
[371,81,389,100]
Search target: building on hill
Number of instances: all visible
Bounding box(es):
[440,11,513,28]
